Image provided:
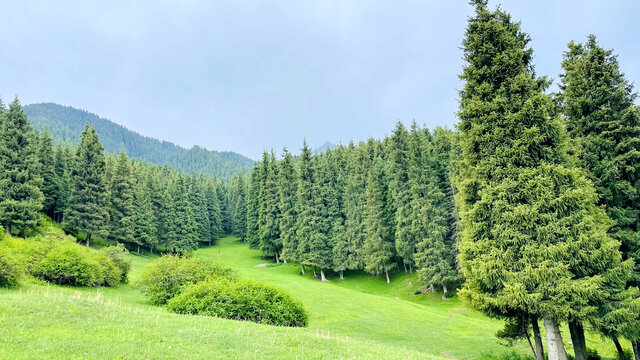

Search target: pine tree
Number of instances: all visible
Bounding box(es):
[295,141,320,276]
[328,146,348,280]
[65,124,109,246]
[0,98,44,235]
[559,35,640,358]
[231,174,247,240]
[38,127,58,218]
[278,147,298,264]
[259,151,282,262]
[363,156,395,284]
[205,180,223,244]
[245,163,261,248]
[342,141,369,271]
[132,164,157,253]
[456,2,630,359]
[189,175,212,247]
[108,151,136,248]
[165,174,198,254]
[53,144,73,223]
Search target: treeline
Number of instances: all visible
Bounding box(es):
[245,122,460,293]
[24,102,254,180]
[0,100,246,254]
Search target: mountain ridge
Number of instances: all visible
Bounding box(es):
[24,102,254,179]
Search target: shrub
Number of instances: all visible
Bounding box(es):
[586,348,600,360]
[167,279,308,327]
[138,255,236,305]
[100,244,131,282]
[33,242,121,287]
[0,247,23,287]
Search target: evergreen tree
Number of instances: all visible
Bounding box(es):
[363,156,395,284]
[38,127,58,218]
[231,174,247,240]
[455,2,630,359]
[165,174,198,254]
[295,141,320,276]
[245,163,261,248]
[108,151,136,248]
[559,35,640,358]
[189,175,212,247]
[65,124,109,246]
[0,98,43,235]
[53,144,73,223]
[259,151,282,262]
[342,141,369,271]
[205,180,223,244]
[278,147,298,264]
[132,164,157,253]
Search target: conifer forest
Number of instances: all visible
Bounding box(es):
[1,1,640,359]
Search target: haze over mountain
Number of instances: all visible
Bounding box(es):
[24,103,254,179]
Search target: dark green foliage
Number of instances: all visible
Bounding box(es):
[108,151,136,247]
[52,144,73,223]
[65,124,110,245]
[167,279,308,327]
[33,241,121,287]
[278,148,298,263]
[138,255,236,305]
[0,98,44,235]
[38,127,58,218]
[258,151,282,261]
[341,142,369,271]
[164,175,198,254]
[24,103,253,180]
[189,176,212,247]
[245,164,260,249]
[100,244,131,283]
[131,164,157,251]
[586,348,601,360]
[230,174,247,239]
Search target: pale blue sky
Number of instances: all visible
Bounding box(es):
[1,1,639,159]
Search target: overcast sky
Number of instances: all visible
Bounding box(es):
[1,1,639,159]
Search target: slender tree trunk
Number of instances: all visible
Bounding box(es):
[5,223,10,235]
[283,259,287,264]
[544,317,567,360]
[320,270,327,282]
[613,337,625,360]
[409,264,412,274]
[568,320,587,360]
[339,270,344,280]
[300,264,306,275]
[385,269,390,284]
[274,250,280,263]
[632,340,640,360]
[86,233,92,247]
[531,315,545,360]
[313,267,317,279]
[403,263,408,273]
[524,327,536,360]
[137,244,140,254]
[149,246,153,254]
[428,284,434,292]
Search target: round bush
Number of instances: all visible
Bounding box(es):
[138,255,236,305]
[33,242,121,287]
[0,247,23,287]
[100,244,131,283]
[167,279,308,327]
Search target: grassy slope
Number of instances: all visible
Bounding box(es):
[0,233,628,359]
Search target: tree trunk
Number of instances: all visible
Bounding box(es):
[613,337,625,360]
[632,340,640,360]
[274,251,280,263]
[4,223,10,235]
[385,269,390,284]
[568,320,587,360]
[283,259,287,264]
[137,244,141,254]
[403,263,408,273]
[544,317,567,360]
[428,284,434,292]
[320,270,328,282]
[443,284,448,294]
[339,270,344,280]
[409,264,412,274]
[149,246,153,254]
[86,233,92,247]
[300,264,306,275]
[531,315,545,360]
[313,267,317,279]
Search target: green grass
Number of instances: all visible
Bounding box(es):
[0,233,632,359]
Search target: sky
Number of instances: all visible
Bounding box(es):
[1,1,639,159]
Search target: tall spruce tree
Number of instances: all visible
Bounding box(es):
[38,127,58,218]
[165,174,198,254]
[65,124,109,246]
[231,174,247,240]
[131,164,157,253]
[0,98,43,235]
[363,155,395,284]
[189,175,212,247]
[342,141,369,271]
[559,35,640,358]
[455,2,630,359]
[278,147,299,264]
[295,141,320,276]
[53,144,73,223]
[205,180,223,244]
[258,151,282,262]
[245,163,261,248]
[108,151,136,248]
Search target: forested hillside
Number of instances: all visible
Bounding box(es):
[24,103,254,179]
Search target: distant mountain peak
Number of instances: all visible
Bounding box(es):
[313,141,336,154]
[24,102,254,179]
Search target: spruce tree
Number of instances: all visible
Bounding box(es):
[53,144,73,223]
[205,179,223,244]
[65,124,109,246]
[456,2,629,358]
[231,174,247,240]
[363,156,395,284]
[342,141,369,271]
[108,151,136,248]
[165,174,198,254]
[295,141,320,276]
[278,147,299,264]
[38,127,58,218]
[258,151,282,262]
[189,175,212,247]
[132,164,157,253]
[559,35,640,357]
[245,163,261,248]
[0,98,43,235]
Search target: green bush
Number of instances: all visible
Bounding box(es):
[138,255,236,305]
[33,242,121,287]
[0,247,23,287]
[167,279,308,327]
[585,348,600,360]
[100,244,131,282]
